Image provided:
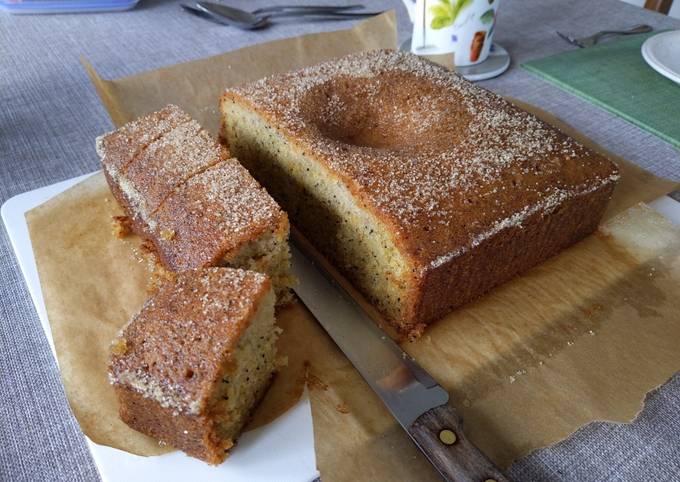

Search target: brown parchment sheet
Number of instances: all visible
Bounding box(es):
[26,11,680,480]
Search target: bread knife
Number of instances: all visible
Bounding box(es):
[290,241,507,482]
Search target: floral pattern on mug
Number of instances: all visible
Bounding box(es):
[411,0,500,65]
[429,0,473,29]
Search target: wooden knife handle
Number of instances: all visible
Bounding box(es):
[409,404,508,482]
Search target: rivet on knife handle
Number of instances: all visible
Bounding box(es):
[409,404,508,482]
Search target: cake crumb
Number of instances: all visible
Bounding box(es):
[335,403,350,414]
[304,366,328,391]
[110,338,128,356]
[112,215,132,238]
[160,229,175,241]
[276,355,289,368]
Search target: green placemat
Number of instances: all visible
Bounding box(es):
[522,32,680,149]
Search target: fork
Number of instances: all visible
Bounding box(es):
[556,24,653,48]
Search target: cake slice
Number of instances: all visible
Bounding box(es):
[96,105,293,303]
[151,160,292,300]
[96,104,198,225]
[220,49,619,337]
[95,104,192,184]
[108,268,279,464]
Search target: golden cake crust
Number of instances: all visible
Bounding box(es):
[222,50,618,273]
[152,160,288,270]
[97,105,288,272]
[108,268,270,415]
[96,105,192,180]
[222,49,619,333]
[108,268,271,463]
[123,120,228,215]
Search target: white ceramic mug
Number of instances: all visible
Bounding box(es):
[405,0,500,66]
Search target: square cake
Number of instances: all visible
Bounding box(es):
[220,50,619,337]
[108,268,278,464]
[96,105,293,302]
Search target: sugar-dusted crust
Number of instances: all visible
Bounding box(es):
[152,160,287,271]
[123,120,228,217]
[95,104,192,180]
[108,268,271,463]
[221,49,619,335]
[96,104,226,228]
[410,182,615,335]
[97,105,289,272]
[109,268,270,416]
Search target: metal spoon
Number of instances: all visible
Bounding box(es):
[192,1,382,30]
[182,3,269,29]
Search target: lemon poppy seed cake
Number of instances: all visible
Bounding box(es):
[96,105,293,302]
[220,49,619,337]
[108,268,279,464]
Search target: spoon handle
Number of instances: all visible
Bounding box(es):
[255,4,364,14]
[269,10,383,19]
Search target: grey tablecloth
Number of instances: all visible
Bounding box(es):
[1,1,679,481]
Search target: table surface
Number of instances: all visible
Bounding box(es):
[1,1,679,481]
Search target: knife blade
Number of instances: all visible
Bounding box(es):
[649,189,680,226]
[290,241,507,482]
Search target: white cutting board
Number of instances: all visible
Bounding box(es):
[1,172,319,482]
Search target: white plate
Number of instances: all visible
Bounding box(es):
[1,173,319,482]
[641,30,680,85]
